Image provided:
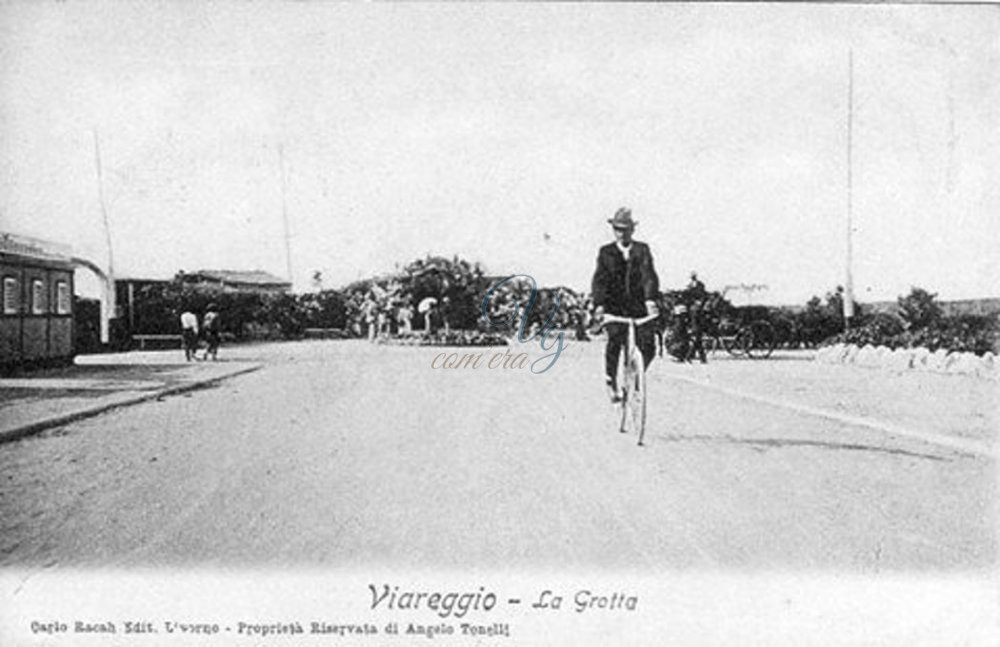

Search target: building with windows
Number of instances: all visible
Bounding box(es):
[0,233,77,370]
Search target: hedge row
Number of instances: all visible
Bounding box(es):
[825,314,999,356]
[821,289,999,356]
[124,262,997,357]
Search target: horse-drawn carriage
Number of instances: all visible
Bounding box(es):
[658,290,777,360]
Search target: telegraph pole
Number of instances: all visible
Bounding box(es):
[93,127,116,344]
[844,50,856,331]
[278,144,294,286]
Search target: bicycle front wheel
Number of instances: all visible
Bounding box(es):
[617,353,630,434]
[630,349,648,445]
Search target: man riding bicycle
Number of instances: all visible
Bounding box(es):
[591,207,661,402]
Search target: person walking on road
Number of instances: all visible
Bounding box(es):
[201,303,221,361]
[180,307,199,362]
[591,207,661,402]
[685,272,708,364]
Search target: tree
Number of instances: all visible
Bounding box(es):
[897,287,942,331]
[824,285,861,326]
[792,287,860,346]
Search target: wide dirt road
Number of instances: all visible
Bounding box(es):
[0,339,995,572]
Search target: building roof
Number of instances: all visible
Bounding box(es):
[186,269,291,287]
[116,276,173,284]
[0,232,76,268]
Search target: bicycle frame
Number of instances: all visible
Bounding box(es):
[602,312,657,445]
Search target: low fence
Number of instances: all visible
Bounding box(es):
[815,342,997,380]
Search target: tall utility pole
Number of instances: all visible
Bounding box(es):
[93,127,116,344]
[278,144,294,286]
[844,50,856,330]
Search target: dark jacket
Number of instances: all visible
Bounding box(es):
[591,241,660,317]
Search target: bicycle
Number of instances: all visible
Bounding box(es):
[602,312,659,446]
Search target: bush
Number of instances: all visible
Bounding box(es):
[826,312,905,348]
[259,292,310,339]
[299,290,350,329]
[792,287,862,347]
[897,287,942,330]
[938,314,1000,355]
[886,314,999,355]
[817,286,999,356]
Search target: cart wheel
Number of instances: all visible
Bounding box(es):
[744,320,776,359]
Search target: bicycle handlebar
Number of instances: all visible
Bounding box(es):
[601,312,660,327]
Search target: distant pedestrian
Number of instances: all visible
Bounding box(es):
[376,307,389,339]
[180,308,199,362]
[440,296,452,333]
[396,300,414,334]
[687,272,707,303]
[417,296,438,334]
[361,295,377,342]
[685,272,708,363]
[201,303,221,361]
[671,303,691,362]
[686,301,707,363]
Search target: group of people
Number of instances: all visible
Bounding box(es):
[336,208,699,399]
[349,283,474,343]
[349,280,595,343]
[165,207,688,402]
[179,304,222,362]
[348,283,417,342]
[167,208,687,398]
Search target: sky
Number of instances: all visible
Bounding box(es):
[1,2,997,305]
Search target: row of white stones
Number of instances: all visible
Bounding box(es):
[815,342,998,380]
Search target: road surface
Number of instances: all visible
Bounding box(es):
[0,340,995,572]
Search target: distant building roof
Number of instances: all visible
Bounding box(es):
[177,270,292,292]
[117,270,292,289]
[185,269,291,288]
[0,232,76,268]
[117,276,173,284]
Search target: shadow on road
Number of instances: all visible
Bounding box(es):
[653,433,951,461]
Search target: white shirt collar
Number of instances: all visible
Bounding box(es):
[615,241,632,260]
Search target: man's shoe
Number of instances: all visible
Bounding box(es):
[606,381,622,403]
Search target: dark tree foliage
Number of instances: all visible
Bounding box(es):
[897,287,943,331]
[821,286,998,355]
[121,267,997,355]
